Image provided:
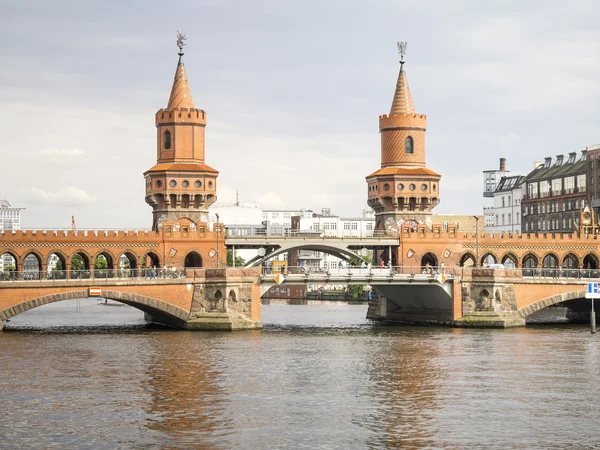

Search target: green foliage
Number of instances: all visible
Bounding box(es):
[95,257,108,270]
[4,265,16,272]
[54,259,64,271]
[226,249,245,267]
[348,284,366,300]
[71,254,85,271]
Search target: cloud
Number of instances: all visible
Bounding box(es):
[256,192,285,208]
[28,186,96,206]
[34,148,85,159]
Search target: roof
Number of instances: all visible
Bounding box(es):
[390,65,415,114]
[144,163,218,174]
[0,199,10,207]
[524,153,586,183]
[167,56,194,109]
[366,167,441,178]
[495,175,525,192]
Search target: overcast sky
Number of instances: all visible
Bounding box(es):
[1,0,599,229]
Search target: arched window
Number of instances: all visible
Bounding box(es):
[405,136,414,154]
[164,131,171,150]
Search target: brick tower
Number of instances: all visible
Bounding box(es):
[366,42,441,234]
[144,34,219,230]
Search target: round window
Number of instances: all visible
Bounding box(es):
[383,183,390,191]
[409,183,416,191]
[195,180,201,188]
[397,183,404,190]
[421,183,427,191]
[169,180,177,187]
[182,180,189,188]
[156,180,162,188]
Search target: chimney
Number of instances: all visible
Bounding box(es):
[499,158,506,171]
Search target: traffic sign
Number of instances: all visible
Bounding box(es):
[586,282,600,299]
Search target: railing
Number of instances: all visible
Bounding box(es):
[0,268,188,282]
[225,229,390,238]
[3,266,599,283]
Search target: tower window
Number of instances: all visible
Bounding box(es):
[405,136,414,154]
[164,131,172,150]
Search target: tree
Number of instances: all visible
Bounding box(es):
[71,254,85,271]
[95,256,108,270]
[226,249,245,267]
[348,284,366,300]
[4,265,16,272]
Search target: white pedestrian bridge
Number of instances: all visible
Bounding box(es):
[225,231,400,267]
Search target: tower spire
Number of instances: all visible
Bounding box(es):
[390,41,415,114]
[167,32,194,109]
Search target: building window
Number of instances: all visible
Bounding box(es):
[508,213,511,224]
[164,131,171,150]
[405,136,414,154]
[442,221,449,231]
[502,197,505,208]
[351,222,358,230]
[284,213,291,219]
[495,214,499,226]
[366,223,373,230]
[272,212,279,219]
[262,212,268,220]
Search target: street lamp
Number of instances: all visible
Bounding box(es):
[473,215,480,267]
[216,213,220,268]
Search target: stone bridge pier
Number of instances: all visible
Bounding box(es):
[367,268,597,328]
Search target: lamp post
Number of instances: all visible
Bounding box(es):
[216,213,220,268]
[473,215,480,267]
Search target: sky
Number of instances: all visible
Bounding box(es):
[1,0,599,229]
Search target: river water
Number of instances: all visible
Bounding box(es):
[1,300,599,449]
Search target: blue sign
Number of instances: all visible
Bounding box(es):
[587,282,598,294]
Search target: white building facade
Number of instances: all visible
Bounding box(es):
[0,200,25,271]
[483,176,525,235]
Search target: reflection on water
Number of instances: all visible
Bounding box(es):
[1,300,600,448]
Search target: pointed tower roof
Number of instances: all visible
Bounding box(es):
[167,34,194,109]
[390,42,415,114]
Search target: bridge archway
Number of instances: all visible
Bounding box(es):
[583,253,599,270]
[119,251,138,272]
[563,253,579,269]
[184,251,203,268]
[518,290,587,318]
[142,252,161,269]
[70,252,90,279]
[0,289,190,325]
[0,250,18,273]
[522,253,538,276]
[481,252,498,267]
[459,252,476,267]
[421,252,437,267]
[93,251,114,278]
[22,251,42,278]
[47,252,67,280]
[501,252,518,268]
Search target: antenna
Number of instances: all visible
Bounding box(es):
[236,188,239,206]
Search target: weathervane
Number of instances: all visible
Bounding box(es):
[176,31,187,55]
[397,41,407,64]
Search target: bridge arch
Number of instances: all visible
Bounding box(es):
[22,250,43,275]
[500,252,518,268]
[0,289,189,324]
[481,252,498,266]
[518,290,586,318]
[244,244,366,268]
[47,251,67,279]
[420,252,438,267]
[69,250,91,269]
[184,251,203,268]
[459,252,476,267]
[0,249,19,271]
[541,252,559,268]
[562,253,579,269]
[583,253,599,270]
[92,250,116,268]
